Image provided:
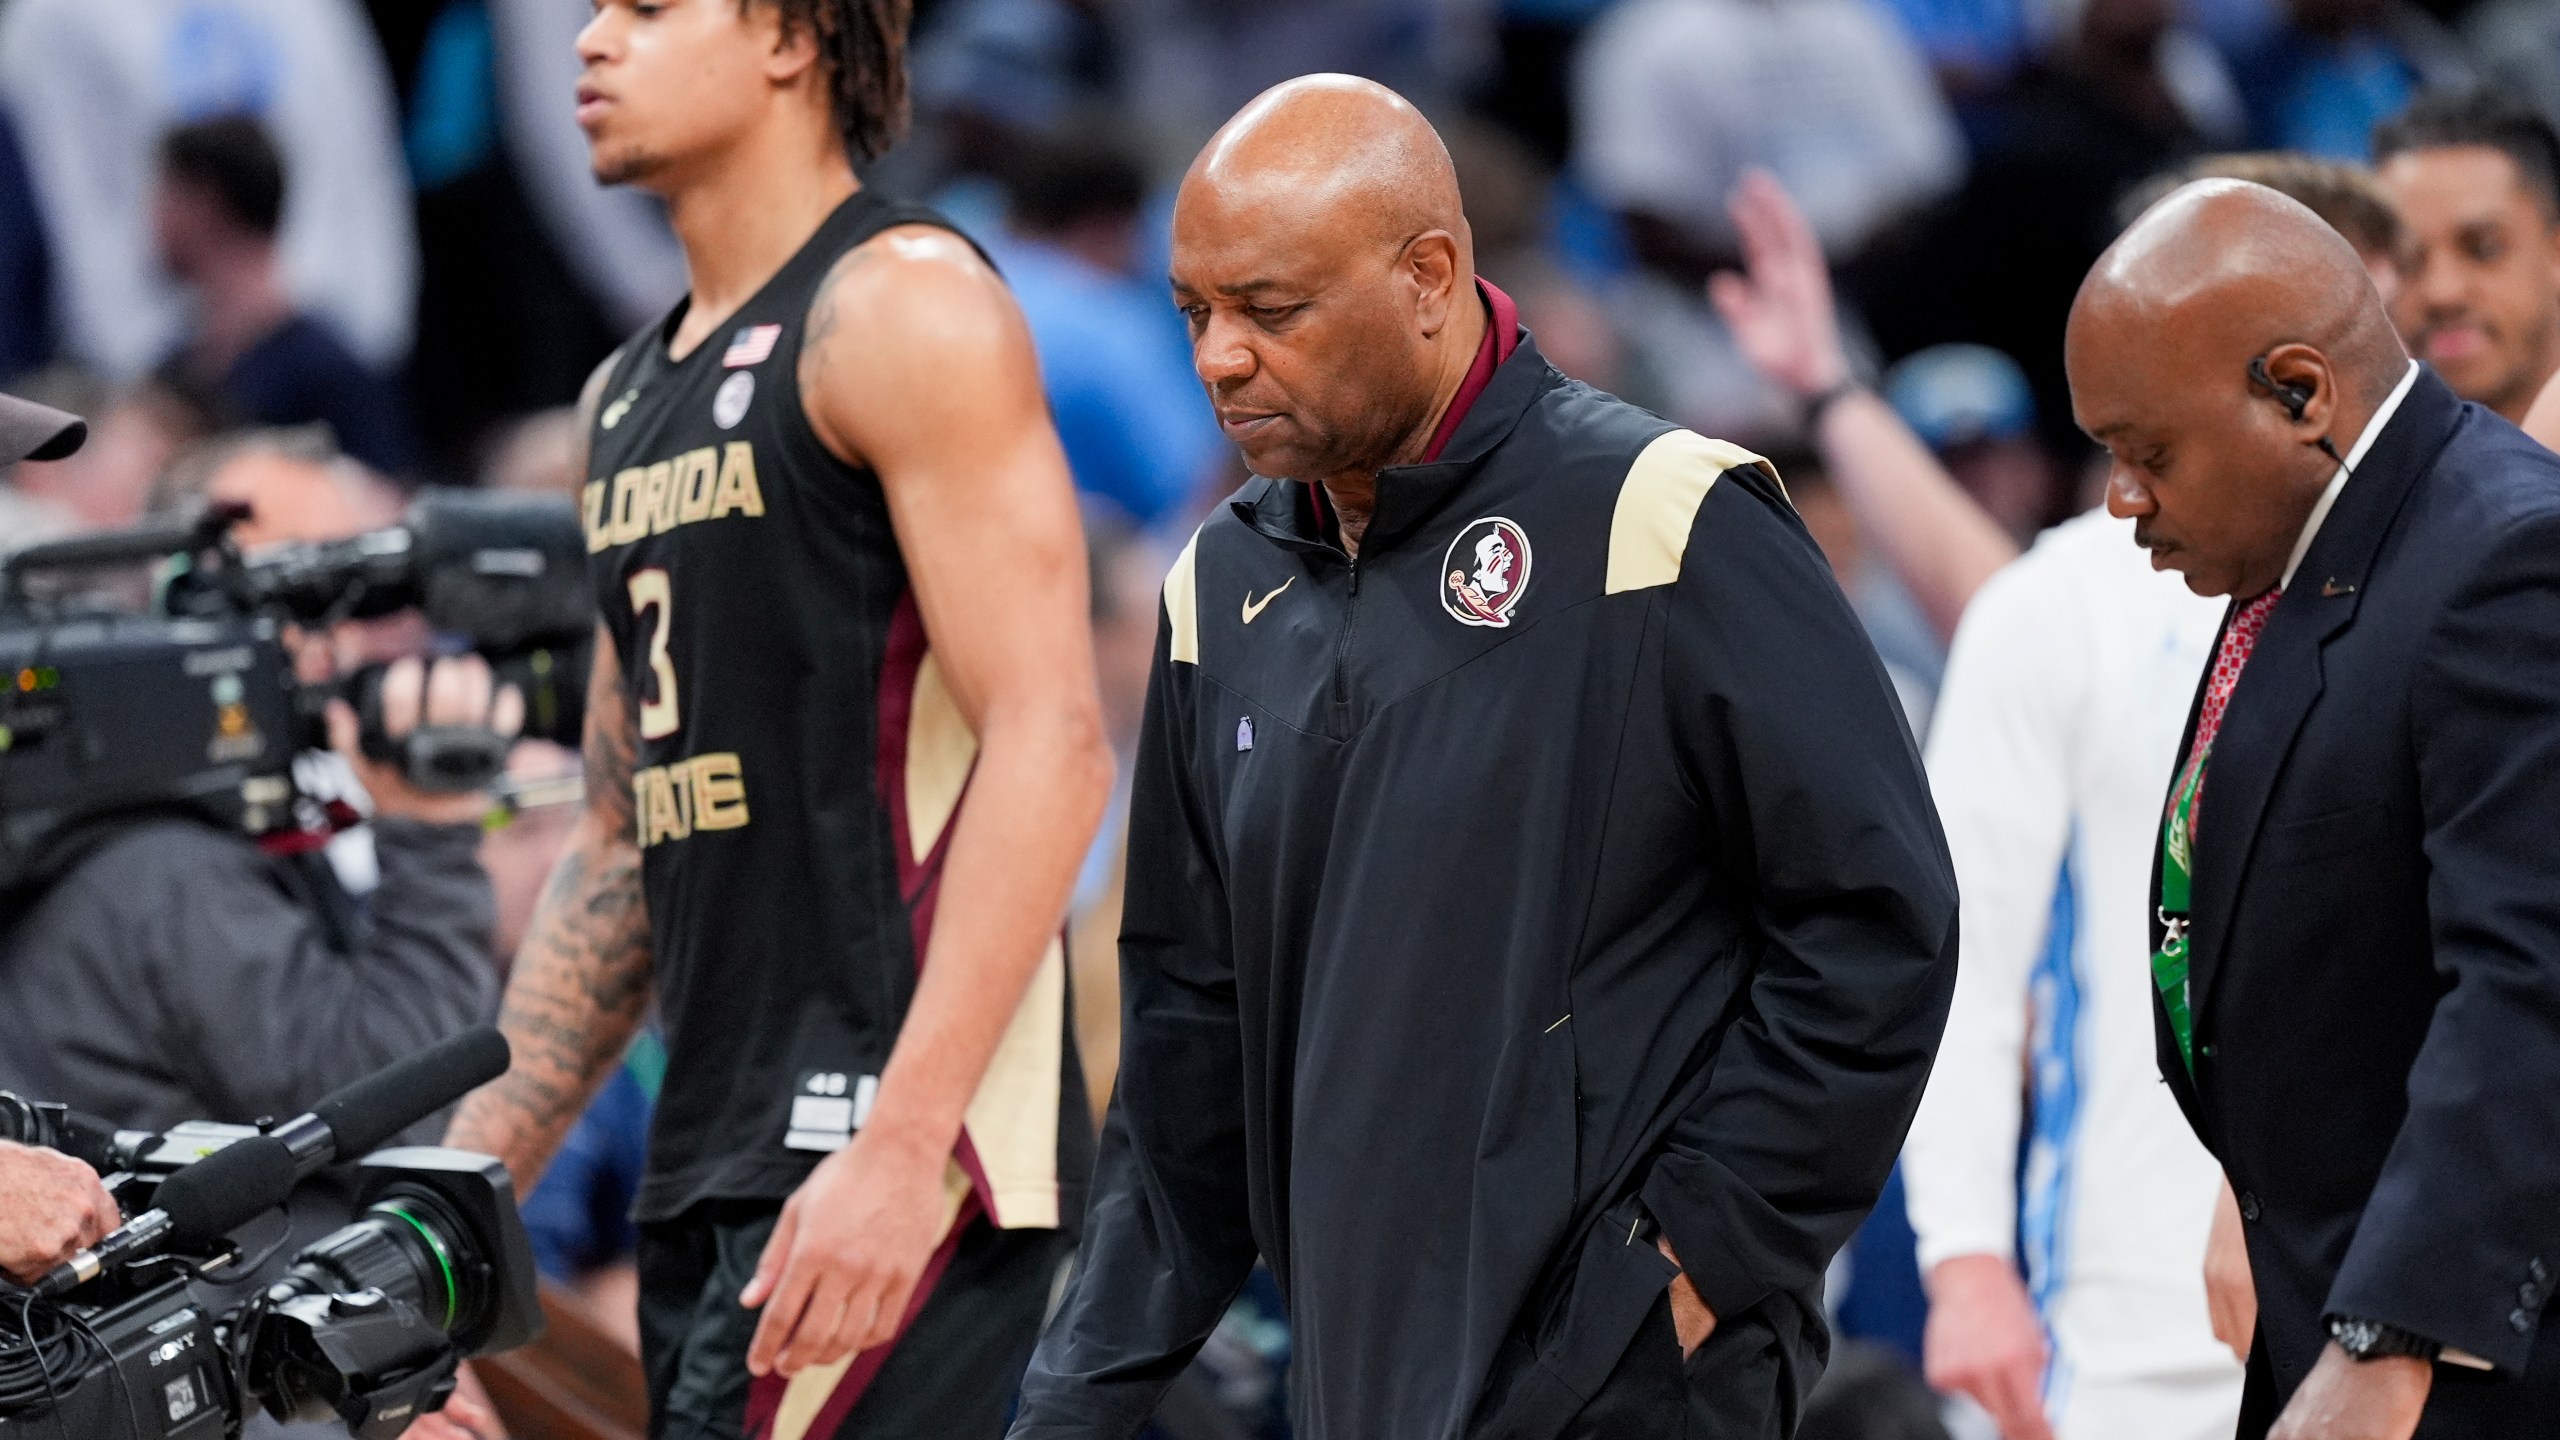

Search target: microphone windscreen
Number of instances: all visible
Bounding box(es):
[156,1134,297,1241]
[308,1028,510,1161]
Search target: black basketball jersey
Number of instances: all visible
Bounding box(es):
[582,191,1088,1227]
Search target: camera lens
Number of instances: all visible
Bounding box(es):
[251,1184,503,1428]
[273,1185,489,1339]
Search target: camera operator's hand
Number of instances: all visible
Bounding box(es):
[326,655,524,827]
[0,1140,122,1285]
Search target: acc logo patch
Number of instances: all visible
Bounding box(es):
[712,371,754,430]
[1441,516,1532,628]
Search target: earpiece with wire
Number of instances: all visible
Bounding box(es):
[2248,353,2351,470]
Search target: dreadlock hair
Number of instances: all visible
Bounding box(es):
[754,0,913,163]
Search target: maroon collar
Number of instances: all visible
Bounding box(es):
[1304,279,1521,541]
[1422,279,1521,463]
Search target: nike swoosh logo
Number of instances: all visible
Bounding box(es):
[1242,577,1295,624]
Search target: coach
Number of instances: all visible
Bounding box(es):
[1010,75,1958,1440]
[2070,179,2560,1439]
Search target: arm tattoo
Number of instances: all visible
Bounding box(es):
[447,361,655,1192]
[797,238,894,432]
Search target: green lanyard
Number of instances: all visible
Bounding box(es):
[2153,749,2206,1074]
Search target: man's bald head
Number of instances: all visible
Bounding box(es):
[1171,75,1489,496]
[1186,74,1471,267]
[2081,179,2404,396]
[2068,180,2410,597]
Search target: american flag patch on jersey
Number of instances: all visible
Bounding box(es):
[722,324,782,367]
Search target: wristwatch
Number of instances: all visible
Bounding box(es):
[2328,1314,2442,1362]
[1801,378,1861,429]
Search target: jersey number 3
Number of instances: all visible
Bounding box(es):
[628,568,681,740]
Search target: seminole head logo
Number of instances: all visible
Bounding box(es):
[1442,517,1532,628]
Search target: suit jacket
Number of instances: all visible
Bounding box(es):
[2150,369,2560,1434]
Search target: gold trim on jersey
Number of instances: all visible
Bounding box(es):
[1164,527,1202,664]
[1604,429,1780,593]
[965,937,1069,1229]
[904,652,978,861]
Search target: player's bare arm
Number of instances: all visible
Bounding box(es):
[446,361,656,1195]
[738,225,1112,1378]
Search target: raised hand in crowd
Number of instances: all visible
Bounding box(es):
[1709,168,2020,641]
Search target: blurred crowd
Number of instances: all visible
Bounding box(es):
[9,0,2560,1436]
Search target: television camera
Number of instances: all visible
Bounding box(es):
[0,490,593,890]
[0,1029,540,1438]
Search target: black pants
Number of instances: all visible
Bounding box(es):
[636,1197,1066,1440]
[1560,1293,1817,1440]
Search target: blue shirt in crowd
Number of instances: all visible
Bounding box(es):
[978,232,1221,530]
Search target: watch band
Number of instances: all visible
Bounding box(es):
[2327,1314,2443,1362]
[1801,379,1862,429]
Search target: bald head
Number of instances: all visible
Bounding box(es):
[1171,76,1489,499]
[2081,179,2404,396]
[2068,180,2412,598]
[1187,74,1471,269]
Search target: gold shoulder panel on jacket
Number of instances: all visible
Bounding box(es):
[1605,430,1780,594]
[1164,527,1202,664]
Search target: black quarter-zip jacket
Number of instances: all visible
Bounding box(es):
[1013,334,1958,1440]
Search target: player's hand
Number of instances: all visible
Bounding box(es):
[1708,168,1852,401]
[740,1127,953,1377]
[2206,1176,2258,1363]
[399,1361,507,1438]
[1923,1253,2057,1440]
[328,654,524,826]
[2267,1344,2430,1440]
[1655,1233,1719,1356]
[0,1140,123,1286]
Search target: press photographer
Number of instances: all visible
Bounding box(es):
[0,413,523,1138]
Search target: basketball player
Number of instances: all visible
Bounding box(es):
[424,3,1111,1438]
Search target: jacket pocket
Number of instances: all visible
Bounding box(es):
[1469,1196,1682,1440]
[1683,1288,1820,1440]
[2258,801,2392,865]
[1464,1188,1679,1434]
[1545,1196,1683,1397]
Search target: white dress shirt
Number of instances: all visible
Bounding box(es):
[2282,360,2422,590]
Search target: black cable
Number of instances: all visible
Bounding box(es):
[196,1222,292,1287]
[1,1289,83,1438]
[225,1287,273,1437]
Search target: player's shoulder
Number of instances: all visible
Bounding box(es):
[804,222,1010,345]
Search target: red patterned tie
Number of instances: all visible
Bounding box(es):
[2179,588,2282,828]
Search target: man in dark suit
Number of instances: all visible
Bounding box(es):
[2066,178,2560,1440]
